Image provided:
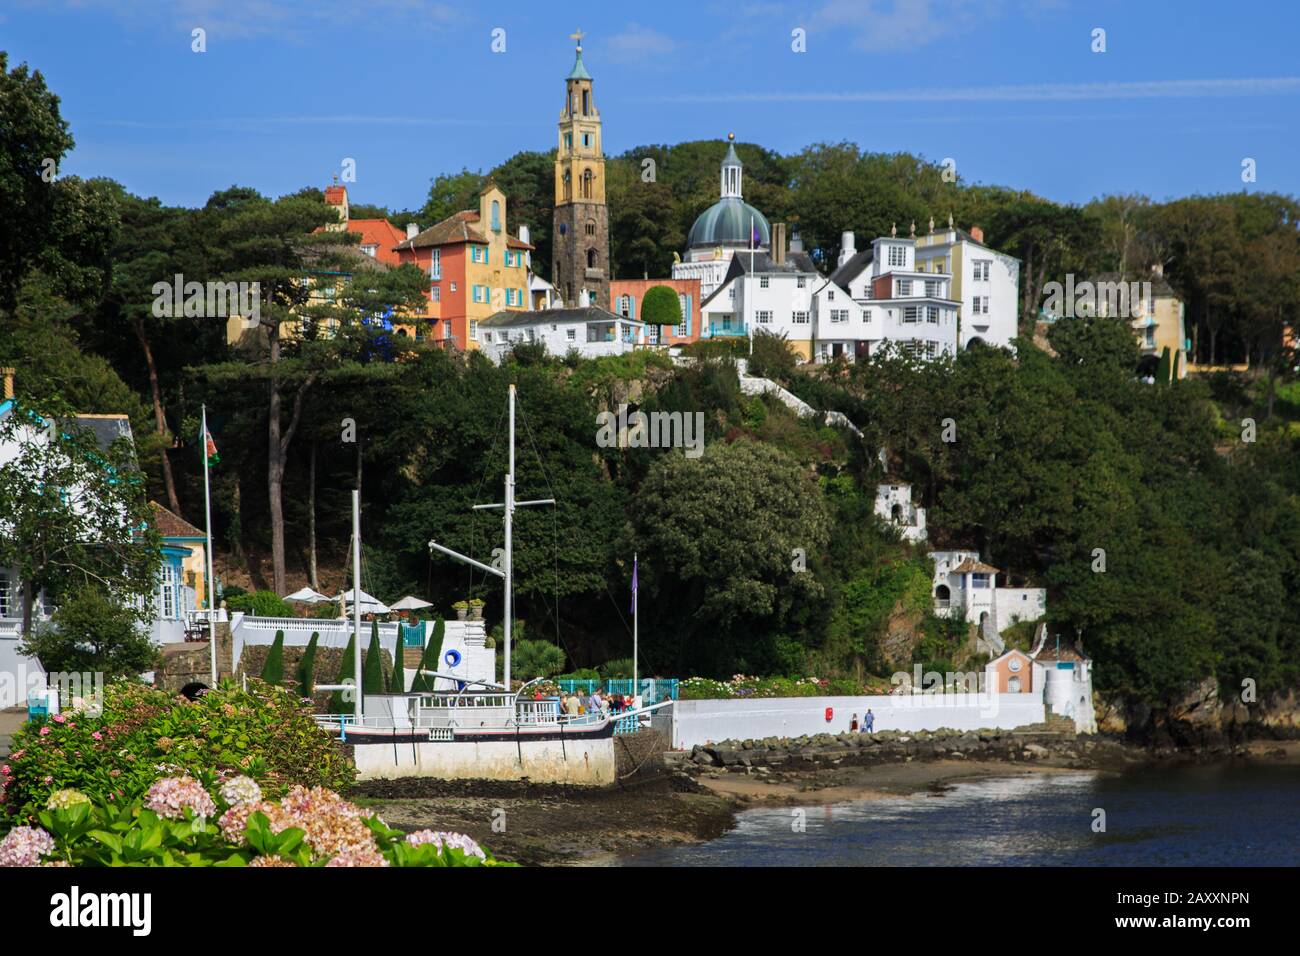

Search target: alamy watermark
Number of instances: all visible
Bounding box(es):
[1,665,104,715]
[1041,276,1151,320]
[152,274,261,322]
[596,404,705,459]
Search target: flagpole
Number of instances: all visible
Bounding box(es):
[202,405,217,685]
[632,553,638,699]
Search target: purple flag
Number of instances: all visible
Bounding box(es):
[630,556,638,613]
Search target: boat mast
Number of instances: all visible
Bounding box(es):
[503,384,515,691]
[352,489,362,721]
[428,383,553,696]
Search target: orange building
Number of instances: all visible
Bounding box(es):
[323,185,408,267]
[608,277,702,346]
[394,181,533,350]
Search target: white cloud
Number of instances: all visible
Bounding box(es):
[606,23,679,60]
[647,76,1300,103]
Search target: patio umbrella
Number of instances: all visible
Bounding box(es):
[389,595,433,611]
[336,588,390,615]
[284,587,331,603]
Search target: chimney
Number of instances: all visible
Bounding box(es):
[969,225,985,244]
[838,231,856,267]
[1,368,13,400]
[771,223,787,266]
[789,231,804,253]
[406,223,419,239]
[519,224,532,269]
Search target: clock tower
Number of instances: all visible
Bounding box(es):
[551,30,610,309]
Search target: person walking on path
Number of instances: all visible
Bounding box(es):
[864,708,875,733]
[850,713,859,732]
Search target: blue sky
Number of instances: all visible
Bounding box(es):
[4,0,1299,213]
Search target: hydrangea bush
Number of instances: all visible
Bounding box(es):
[0,777,509,868]
[678,674,867,699]
[0,680,355,823]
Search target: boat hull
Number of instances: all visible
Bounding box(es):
[345,730,616,786]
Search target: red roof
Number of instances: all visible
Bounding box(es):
[325,186,347,206]
[344,219,407,266]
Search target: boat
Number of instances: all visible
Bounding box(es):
[314,385,665,781]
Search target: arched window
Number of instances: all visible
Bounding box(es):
[935,584,951,608]
[582,168,594,199]
[562,171,572,203]
[490,200,501,232]
[587,248,597,269]
[585,220,596,237]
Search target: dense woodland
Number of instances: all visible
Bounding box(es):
[2,54,1299,724]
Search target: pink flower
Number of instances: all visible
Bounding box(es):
[91,732,103,741]
[0,766,9,776]
[0,827,56,867]
[405,829,486,860]
[325,846,388,867]
[38,727,50,737]
[52,714,66,724]
[144,776,217,820]
[10,750,24,760]
[42,776,52,785]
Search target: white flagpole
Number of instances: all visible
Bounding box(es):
[202,405,217,685]
[632,552,638,698]
[352,490,362,721]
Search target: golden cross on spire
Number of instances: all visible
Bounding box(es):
[570,28,585,49]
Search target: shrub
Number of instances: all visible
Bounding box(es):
[296,632,319,696]
[511,640,566,681]
[0,680,355,824]
[362,622,385,695]
[641,285,682,333]
[330,633,357,713]
[555,668,600,682]
[226,590,294,618]
[747,329,798,381]
[261,630,285,685]
[597,658,635,679]
[409,618,445,694]
[5,777,512,867]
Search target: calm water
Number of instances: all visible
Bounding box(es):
[623,764,1300,866]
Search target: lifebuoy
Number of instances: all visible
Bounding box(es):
[825,707,834,722]
[444,648,462,667]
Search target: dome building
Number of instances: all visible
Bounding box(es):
[672,134,771,297]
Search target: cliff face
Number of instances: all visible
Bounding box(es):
[1098,679,1300,745]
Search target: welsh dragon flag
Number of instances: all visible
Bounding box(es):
[204,428,219,466]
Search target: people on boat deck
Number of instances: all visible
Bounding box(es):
[563,692,581,716]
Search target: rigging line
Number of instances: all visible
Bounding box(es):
[466,402,509,596]
[515,398,566,647]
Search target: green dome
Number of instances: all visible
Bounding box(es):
[687,197,771,250]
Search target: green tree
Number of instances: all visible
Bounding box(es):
[18,585,160,679]
[329,632,356,713]
[409,618,445,693]
[297,631,319,696]
[511,639,566,681]
[639,284,682,336]
[363,621,385,695]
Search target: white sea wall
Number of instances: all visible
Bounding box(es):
[351,737,616,786]
[665,694,1047,749]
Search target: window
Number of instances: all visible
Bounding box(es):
[490,200,501,232]
[972,260,991,281]
[792,311,809,324]
[903,306,920,323]
[563,171,572,202]
[582,132,591,148]
[565,132,573,150]
[430,249,441,279]
[676,296,689,338]
[647,324,659,344]
[926,306,939,324]
[756,310,772,324]
[972,573,991,589]
[888,244,906,267]
[1145,326,1155,347]
[972,296,989,315]
[587,248,597,269]
[924,279,941,297]
[759,276,769,288]
[728,286,735,300]
[897,279,912,296]
[862,309,872,323]
[618,295,632,317]
[581,168,594,199]
[449,281,457,293]
[797,277,807,288]
[830,309,849,324]
[567,328,576,341]
[472,285,488,304]
[582,89,590,114]
[361,244,377,258]
[470,320,479,340]
[0,571,9,616]
[585,220,596,237]
[160,563,177,619]
[430,285,441,302]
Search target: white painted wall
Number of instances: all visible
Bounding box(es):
[351,736,615,785]
[665,694,1047,749]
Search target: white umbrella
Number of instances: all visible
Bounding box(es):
[389,595,433,611]
[336,588,390,615]
[284,587,331,604]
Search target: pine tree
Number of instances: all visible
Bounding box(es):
[1157,346,1172,384]
[297,631,319,696]
[261,629,285,685]
[409,618,445,693]
[329,631,357,713]
[362,620,385,695]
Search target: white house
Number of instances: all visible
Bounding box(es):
[476,303,646,363]
[874,481,926,542]
[823,230,961,363]
[1028,628,1097,733]
[913,218,1021,350]
[928,550,1047,637]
